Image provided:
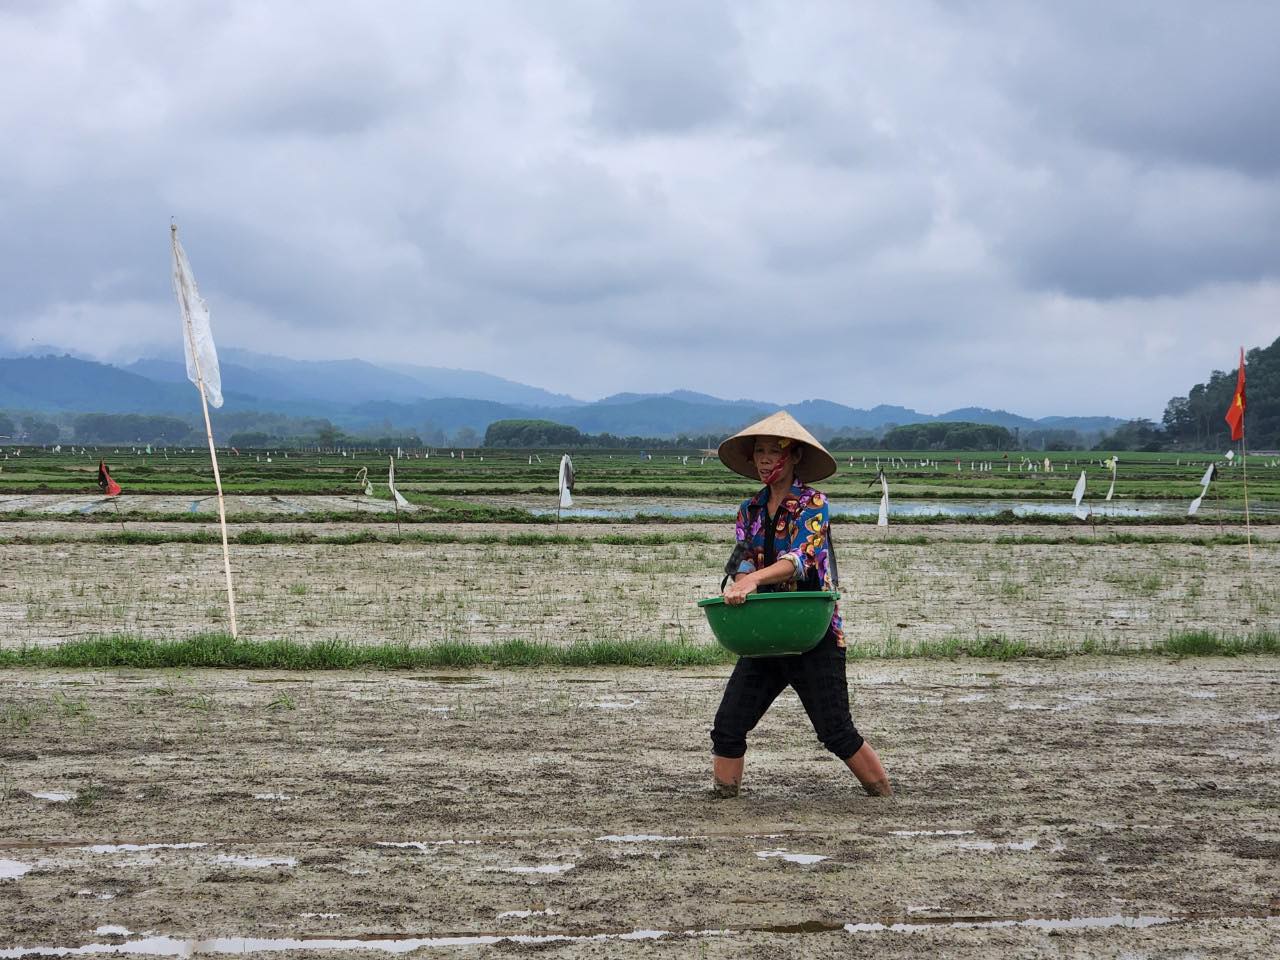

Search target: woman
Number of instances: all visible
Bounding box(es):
[710,411,892,798]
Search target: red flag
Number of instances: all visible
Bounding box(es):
[1224,348,1246,442]
[97,460,122,497]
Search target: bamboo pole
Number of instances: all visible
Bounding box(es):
[392,458,402,538]
[1214,464,1223,535]
[173,225,238,638]
[1240,432,1253,561]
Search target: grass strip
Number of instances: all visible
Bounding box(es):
[0,634,735,669]
[2,507,1277,527]
[0,529,1270,549]
[0,529,724,548]
[844,631,1280,660]
[1,630,1275,671]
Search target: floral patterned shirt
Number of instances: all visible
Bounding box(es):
[734,479,844,646]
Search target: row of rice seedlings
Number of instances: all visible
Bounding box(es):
[4,538,1274,653]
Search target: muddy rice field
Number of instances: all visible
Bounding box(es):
[1,481,1278,955]
[1,518,1278,652]
[2,659,1278,956]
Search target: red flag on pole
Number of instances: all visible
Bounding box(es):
[1224,348,1246,442]
[97,460,122,497]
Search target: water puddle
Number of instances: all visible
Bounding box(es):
[890,830,975,837]
[0,931,668,956]
[30,792,74,803]
[0,913,1274,955]
[0,860,33,880]
[489,864,575,874]
[212,855,297,869]
[252,794,292,801]
[92,928,130,938]
[299,914,341,920]
[844,914,1176,934]
[954,693,988,703]
[597,835,690,843]
[756,850,828,865]
[375,841,482,852]
[530,498,1234,520]
[81,843,207,854]
[592,699,640,711]
[497,909,557,920]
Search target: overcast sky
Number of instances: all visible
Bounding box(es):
[1,1,1276,418]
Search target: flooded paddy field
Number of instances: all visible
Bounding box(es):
[2,659,1277,956]
[1,527,1276,651]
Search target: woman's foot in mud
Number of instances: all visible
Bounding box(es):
[860,778,893,797]
[710,779,741,799]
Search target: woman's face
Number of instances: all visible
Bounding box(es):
[753,436,798,484]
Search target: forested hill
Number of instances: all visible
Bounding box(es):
[1163,336,1280,450]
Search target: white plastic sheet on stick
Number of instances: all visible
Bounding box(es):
[171,228,223,408]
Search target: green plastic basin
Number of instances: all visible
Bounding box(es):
[697,591,839,657]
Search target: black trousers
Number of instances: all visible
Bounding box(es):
[710,626,864,762]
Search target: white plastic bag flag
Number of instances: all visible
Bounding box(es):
[1105,457,1118,501]
[171,225,223,408]
[388,456,410,508]
[1188,464,1216,516]
[1072,470,1089,520]
[877,470,889,527]
[558,454,575,509]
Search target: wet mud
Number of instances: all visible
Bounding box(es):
[1,658,1277,955]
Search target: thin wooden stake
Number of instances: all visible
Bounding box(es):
[1240,432,1253,561]
[173,225,238,638]
[1214,468,1224,535]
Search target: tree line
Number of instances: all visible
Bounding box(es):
[831,422,1017,451]
[483,419,724,450]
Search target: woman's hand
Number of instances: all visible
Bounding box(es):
[723,574,756,606]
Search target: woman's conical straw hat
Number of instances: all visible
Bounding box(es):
[717,410,838,483]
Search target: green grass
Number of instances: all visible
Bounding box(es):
[0,528,1271,550]
[0,630,1276,671]
[0,633,735,669]
[1162,630,1280,656]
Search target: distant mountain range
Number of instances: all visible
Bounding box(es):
[0,348,1127,440]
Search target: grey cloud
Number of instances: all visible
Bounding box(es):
[984,153,1280,299]
[997,1,1280,175]
[1,0,1277,418]
[543,0,746,134]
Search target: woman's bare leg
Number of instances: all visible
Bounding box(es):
[711,755,744,797]
[845,743,892,796]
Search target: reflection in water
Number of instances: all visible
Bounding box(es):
[535,498,1259,519]
[755,850,829,865]
[0,915,1206,956]
[81,843,207,854]
[0,860,33,880]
